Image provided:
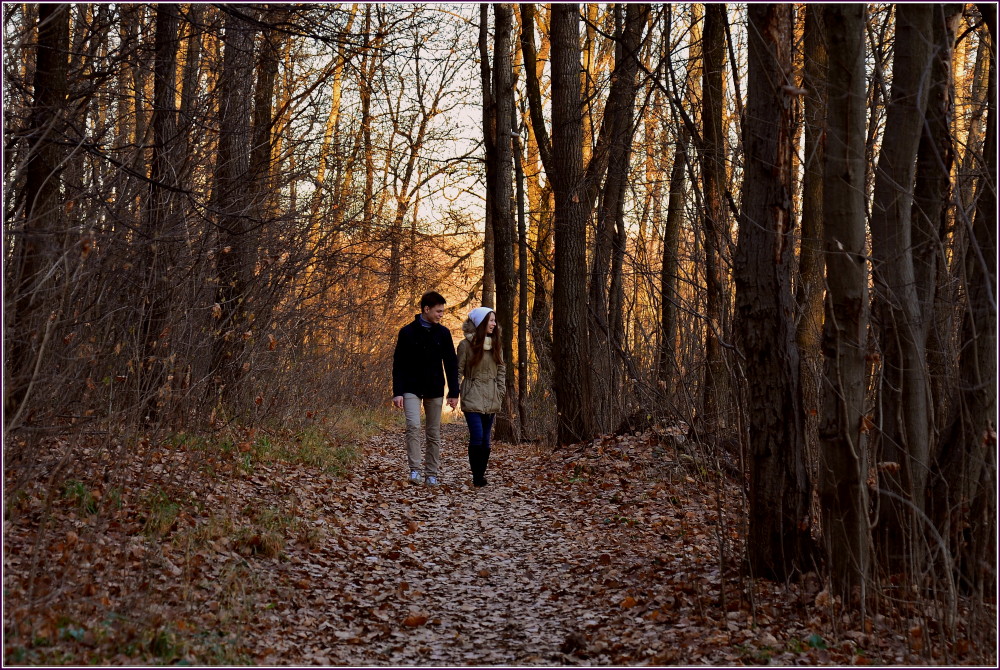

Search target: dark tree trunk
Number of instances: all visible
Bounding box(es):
[490,3,518,442]
[796,4,827,460]
[699,4,729,433]
[550,3,595,445]
[6,3,71,416]
[479,4,496,309]
[737,3,815,581]
[817,3,871,605]
[931,4,997,597]
[588,3,647,433]
[913,5,963,446]
[869,3,935,576]
[211,6,259,397]
[139,4,182,420]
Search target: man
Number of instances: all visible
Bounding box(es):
[391,291,460,486]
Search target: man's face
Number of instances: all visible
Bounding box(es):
[422,303,445,324]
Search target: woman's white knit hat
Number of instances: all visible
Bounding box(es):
[468,306,494,328]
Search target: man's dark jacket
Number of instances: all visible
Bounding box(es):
[392,315,460,399]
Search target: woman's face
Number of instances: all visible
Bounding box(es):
[486,312,496,334]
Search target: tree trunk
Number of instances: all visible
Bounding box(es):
[588,3,647,434]
[138,3,182,420]
[931,4,997,596]
[796,4,827,463]
[869,3,935,576]
[5,3,71,416]
[211,6,259,397]
[479,4,497,309]
[699,4,729,434]
[550,3,595,445]
[737,3,814,581]
[490,3,518,441]
[817,3,871,605]
[914,5,963,446]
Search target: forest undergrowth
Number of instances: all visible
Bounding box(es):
[3,413,995,666]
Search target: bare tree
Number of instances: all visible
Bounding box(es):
[549,3,595,444]
[817,3,871,605]
[736,3,815,581]
[869,3,935,574]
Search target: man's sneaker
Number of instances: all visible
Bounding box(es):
[408,470,423,486]
[425,475,440,487]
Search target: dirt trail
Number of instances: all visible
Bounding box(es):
[248,422,701,665]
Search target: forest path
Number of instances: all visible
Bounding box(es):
[246,421,756,666]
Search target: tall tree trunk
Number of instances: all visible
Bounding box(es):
[5,3,71,416]
[588,3,647,433]
[139,3,182,420]
[796,4,827,462]
[737,3,814,581]
[514,121,530,439]
[931,4,997,596]
[914,5,964,447]
[211,6,259,398]
[490,3,518,441]
[699,4,729,434]
[520,4,555,401]
[818,3,871,605]
[479,4,497,308]
[869,3,935,576]
[550,3,595,444]
[659,5,700,391]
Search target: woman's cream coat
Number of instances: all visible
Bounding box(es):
[456,319,506,414]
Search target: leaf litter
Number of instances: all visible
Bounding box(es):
[3,423,993,665]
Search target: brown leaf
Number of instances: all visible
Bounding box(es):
[620,596,637,608]
[403,613,428,627]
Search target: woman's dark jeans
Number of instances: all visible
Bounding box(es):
[465,412,495,449]
[465,412,495,485]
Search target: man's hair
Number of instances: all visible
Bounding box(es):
[420,291,446,310]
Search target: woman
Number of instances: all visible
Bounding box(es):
[457,306,505,487]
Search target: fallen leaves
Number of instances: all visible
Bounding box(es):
[3,423,994,667]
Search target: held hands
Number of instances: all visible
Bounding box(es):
[447,397,459,410]
[392,396,404,409]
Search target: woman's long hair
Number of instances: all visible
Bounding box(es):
[466,316,503,374]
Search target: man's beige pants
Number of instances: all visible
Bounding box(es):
[403,394,442,476]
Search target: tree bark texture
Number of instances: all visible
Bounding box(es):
[550,3,596,444]
[796,4,827,442]
[931,4,997,596]
[588,3,647,433]
[699,4,729,433]
[212,7,259,395]
[139,4,182,418]
[479,4,497,309]
[737,3,814,581]
[489,3,519,441]
[869,3,935,574]
[6,3,71,414]
[817,3,871,605]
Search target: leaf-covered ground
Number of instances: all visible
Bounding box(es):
[4,421,994,666]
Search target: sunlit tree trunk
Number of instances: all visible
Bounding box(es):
[737,3,814,581]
